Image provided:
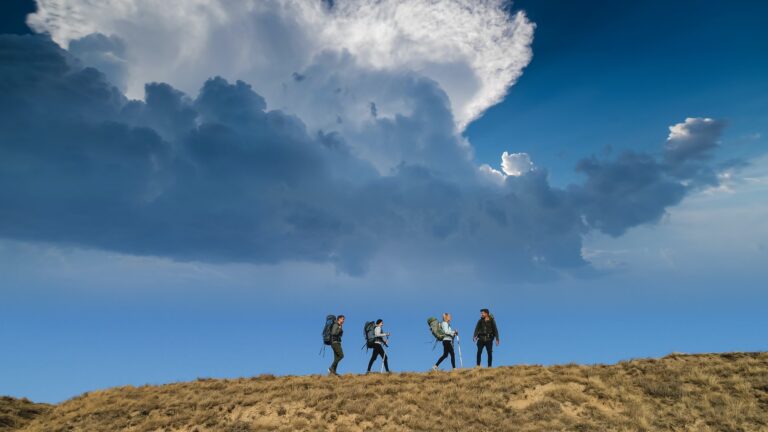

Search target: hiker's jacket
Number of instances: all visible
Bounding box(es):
[473,318,499,342]
[440,321,456,341]
[374,325,388,345]
[331,322,343,343]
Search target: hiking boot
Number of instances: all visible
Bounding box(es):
[328,368,339,376]
[431,365,439,371]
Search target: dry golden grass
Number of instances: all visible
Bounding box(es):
[8,352,768,431]
[0,397,51,431]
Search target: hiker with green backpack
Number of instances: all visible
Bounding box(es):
[430,312,458,370]
[473,308,500,367]
[365,319,390,373]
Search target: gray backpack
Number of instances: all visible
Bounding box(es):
[427,317,446,341]
[322,315,336,345]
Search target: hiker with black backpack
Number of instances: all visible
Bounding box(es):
[473,308,500,367]
[432,312,458,370]
[325,315,345,376]
[366,319,390,373]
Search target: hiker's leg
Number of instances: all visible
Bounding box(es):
[374,345,389,372]
[449,342,456,368]
[435,341,448,366]
[486,340,493,367]
[476,340,483,366]
[331,342,344,372]
[382,347,390,372]
[436,341,450,366]
[367,347,378,372]
[330,344,338,371]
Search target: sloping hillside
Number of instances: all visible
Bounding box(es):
[0,397,51,431]
[10,352,768,431]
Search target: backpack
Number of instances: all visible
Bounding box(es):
[322,315,336,345]
[363,321,376,348]
[427,317,446,341]
[477,314,497,340]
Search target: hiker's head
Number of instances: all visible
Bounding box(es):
[376,319,383,326]
[443,312,451,322]
[480,309,490,319]
[337,315,345,325]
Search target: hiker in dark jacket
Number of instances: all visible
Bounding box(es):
[473,308,499,367]
[329,315,345,376]
[366,319,390,373]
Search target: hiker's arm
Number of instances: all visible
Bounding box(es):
[473,320,480,340]
[331,323,340,336]
[493,320,500,343]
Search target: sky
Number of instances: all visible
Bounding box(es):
[1,0,766,403]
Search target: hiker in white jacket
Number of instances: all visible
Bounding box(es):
[367,319,390,373]
[433,313,458,370]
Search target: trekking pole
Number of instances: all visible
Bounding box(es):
[455,335,463,368]
[381,349,386,373]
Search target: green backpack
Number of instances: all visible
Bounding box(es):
[427,317,446,341]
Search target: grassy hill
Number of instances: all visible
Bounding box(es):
[0,397,51,431]
[5,352,768,431]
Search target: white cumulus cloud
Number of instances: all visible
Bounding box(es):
[478,151,534,184]
[28,0,534,131]
[501,151,534,176]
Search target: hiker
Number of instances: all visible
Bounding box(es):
[433,312,458,370]
[473,308,500,367]
[329,315,345,376]
[366,319,390,373]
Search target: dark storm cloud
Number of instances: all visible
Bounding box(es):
[0,35,732,279]
[569,116,729,237]
[570,152,687,237]
[0,35,364,271]
[664,117,726,164]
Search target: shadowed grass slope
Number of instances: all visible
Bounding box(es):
[0,397,51,431]
[10,352,768,431]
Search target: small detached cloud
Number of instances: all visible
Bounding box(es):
[478,152,535,184]
[665,117,726,164]
[501,152,534,176]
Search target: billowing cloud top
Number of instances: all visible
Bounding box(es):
[28,0,535,130]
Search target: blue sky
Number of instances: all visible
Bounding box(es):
[1,0,767,403]
[468,0,768,185]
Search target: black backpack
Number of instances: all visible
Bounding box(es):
[322,315,336,345]
[363,321,376,348]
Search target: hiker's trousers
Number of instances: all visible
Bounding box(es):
[436,340,455,368]
[367,344,389,372]
[476,339,493,367]
[330,342,344,372]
